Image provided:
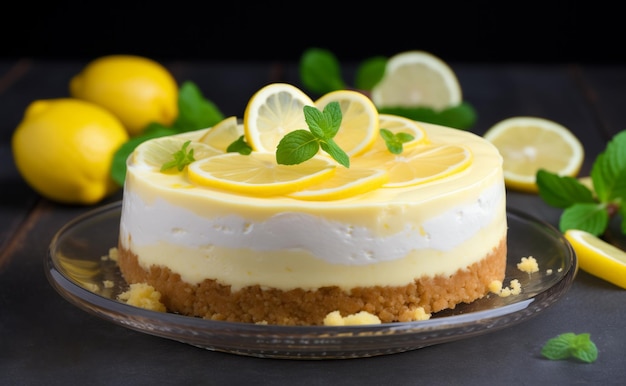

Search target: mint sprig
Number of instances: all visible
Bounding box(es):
[111,81,224,186]
[160,140,195,172]
[537,130,626,236]
[541,333,598,363]
[276,102,349,168]
[380,128,414,154]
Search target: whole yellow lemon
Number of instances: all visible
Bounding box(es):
[70,55,178,136]
[11,98,130,205]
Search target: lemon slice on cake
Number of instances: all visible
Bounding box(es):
[187,152,336,196]
[133,136,220,171]
[288,167,388,201]
[353,144,472,187]
[314,90,379,156]
[243,83,315,153]
[565,229,626,289]
[371,50,462,110]
[198,115,243,153]
[483,116,584,193]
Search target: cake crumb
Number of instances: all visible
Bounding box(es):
[103,247,119,262]
[517,256,539,274]
[118,283,167,312]
[489,279,522,297]
[323,310,381,326]
[103,280,115,289]
[546,268,553,275]
[407,307,431,321]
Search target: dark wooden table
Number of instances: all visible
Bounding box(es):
[2,58,625,385]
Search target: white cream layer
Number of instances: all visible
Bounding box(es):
[119,122,507,291]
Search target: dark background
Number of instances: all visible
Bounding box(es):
[3,1,624,64]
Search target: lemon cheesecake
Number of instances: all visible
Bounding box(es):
[117,85,507,326]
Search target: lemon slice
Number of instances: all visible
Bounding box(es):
[371,50,462,110]
[187,152,336,196]
[564,229,626,289]
[314,90,379,156]
[483,116,584,193]
[198,115,243,152]
[353,144,472,187]
[243,83,315,153]
[288,167,388,201]
[133,136,220,171]
[369,114,428,152]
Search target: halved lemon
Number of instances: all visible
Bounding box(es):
[371,50,462,111]
[353,144,472,187]
[368,114,428,153]
[133,136,220,171]
[198,115,243,152]
[288,167,388,201]
[483,116,584,193]
[314,90,379,156]
[565,229,626,289]
[243,83,315,153]
[187,152,336,196]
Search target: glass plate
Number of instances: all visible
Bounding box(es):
[46,201,577,359]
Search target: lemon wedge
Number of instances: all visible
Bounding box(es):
[565,229,626,289]
[314,90,379,156]
[353,144,472,187]
[288,167,388,201]
[483,116,584,193]
[198,115,243,152]
[243,83,314,153]
[187,152,336,196]
[371,50,462,110]
[133,136,220,171]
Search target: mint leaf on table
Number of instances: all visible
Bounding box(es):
[537,130,626,236]
[541,333,598,363]
[377,102,477,130]
[173,81,224,132]
[276,102,349,167]
[110,81,225,186]
[354,56,387,92]
[299,48,346,95]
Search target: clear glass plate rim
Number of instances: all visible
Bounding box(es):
[45,201,577,349]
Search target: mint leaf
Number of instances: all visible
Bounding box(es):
[591,131,626,202]
[299,48,346,95]
[276,130,319,165]
[560,203,609,236]
[226,135,252,155]
[536,169,595,208]
[173,81,224,132]
[320,139,349,168]
[110,123,178,186]
[380,128,414,154]
[276,102,349,167]
[160,140,195,172]
[355,56,387,91]
[541,333,598,363]
[378,102,477,130]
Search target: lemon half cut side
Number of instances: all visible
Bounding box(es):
[483,116,584,193]
[565,229,626,289]
[371,50,462,111]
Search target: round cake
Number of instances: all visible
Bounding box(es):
[117,118,507,325]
